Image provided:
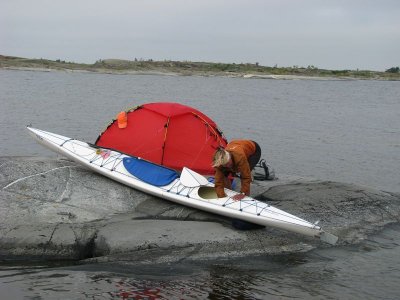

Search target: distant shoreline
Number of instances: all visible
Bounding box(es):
[1,66,355,81]
[1,55,399,81]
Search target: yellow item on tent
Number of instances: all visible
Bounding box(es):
[117,111,128,129]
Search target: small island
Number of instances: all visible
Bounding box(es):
[1,55,399,80]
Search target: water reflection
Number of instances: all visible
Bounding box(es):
[0,253,327,299]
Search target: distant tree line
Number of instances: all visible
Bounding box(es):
[386,66,399,73]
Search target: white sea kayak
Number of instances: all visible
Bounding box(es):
[27,126,338,245]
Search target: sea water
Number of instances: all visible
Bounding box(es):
[1,69,400,299]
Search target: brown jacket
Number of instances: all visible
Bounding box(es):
[214,140,256,197]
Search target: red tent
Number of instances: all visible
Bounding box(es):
[95,102,227,175]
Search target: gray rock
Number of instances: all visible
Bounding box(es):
[256,180,400,242]
[1,156,399,264]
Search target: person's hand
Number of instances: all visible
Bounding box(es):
[232,193,246,201]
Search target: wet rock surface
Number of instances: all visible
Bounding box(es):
[1,156,399,264]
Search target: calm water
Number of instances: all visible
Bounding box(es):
[1,70,399,193]
[1,69,400,299]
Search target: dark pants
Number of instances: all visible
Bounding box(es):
[248,141,261,170]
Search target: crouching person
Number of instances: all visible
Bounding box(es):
[212,140,261,201]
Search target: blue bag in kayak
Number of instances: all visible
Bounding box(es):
[122,157,179,186]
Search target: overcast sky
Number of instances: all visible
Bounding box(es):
[1,0,399,71]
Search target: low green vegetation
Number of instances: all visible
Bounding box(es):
[1,55,399,80]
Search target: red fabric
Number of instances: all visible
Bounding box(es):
[95,102,227,174]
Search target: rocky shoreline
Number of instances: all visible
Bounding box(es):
[2,53,399,81]
[0,66,385,81]
[1,156,399,265]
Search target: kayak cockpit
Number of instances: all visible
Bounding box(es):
[198,186,218,199]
